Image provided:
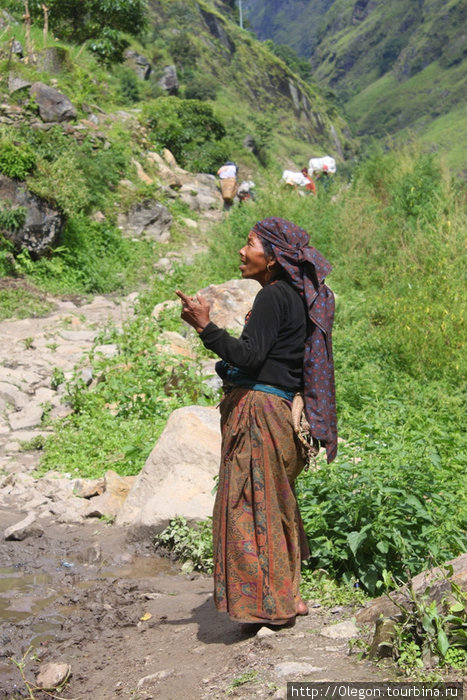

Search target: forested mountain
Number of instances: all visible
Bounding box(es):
[244,0,467,173]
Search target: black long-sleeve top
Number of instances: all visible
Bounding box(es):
[199,280,307,391]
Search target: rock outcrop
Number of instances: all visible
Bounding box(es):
[30,82,77,123]
[0,175,66,257]
[118,200,173,242]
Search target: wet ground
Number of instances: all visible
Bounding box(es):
[0,508,392,700]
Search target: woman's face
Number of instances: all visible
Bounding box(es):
[239,231,271,286]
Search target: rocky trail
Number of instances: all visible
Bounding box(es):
[0,203,390,699]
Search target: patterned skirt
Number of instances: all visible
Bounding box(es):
[213,387,309,623]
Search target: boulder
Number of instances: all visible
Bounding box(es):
[158,65,178,95]
[30,82,77,123]
[8,405,44,430]
[4,513,43,540]
[118,200,172,242]
[85,471,136,519]
[355,553,467,625]
[0,175,65,257]
[320,620,360,639]
[178,183,220,211]
[116,405,221,531]
[124,50,152,80]
[8,74,31,94]
[198,279,260,332]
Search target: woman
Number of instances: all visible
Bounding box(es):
[176,217,337,629]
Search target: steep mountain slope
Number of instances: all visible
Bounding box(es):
[146,0,353,165]
[244,0,467,173]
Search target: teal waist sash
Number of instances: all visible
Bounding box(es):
[215,360,295,402]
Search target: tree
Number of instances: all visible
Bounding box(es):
[28,0,148,63]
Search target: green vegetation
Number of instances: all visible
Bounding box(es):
[154,516,214,574]
[377,568,467,674]
[142,97,231,172]
[28,0,148,64]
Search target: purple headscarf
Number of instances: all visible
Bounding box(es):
[253,217,337,463]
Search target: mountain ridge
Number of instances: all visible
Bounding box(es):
[243,0,467,173]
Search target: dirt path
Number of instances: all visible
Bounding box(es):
[0,508,389,700]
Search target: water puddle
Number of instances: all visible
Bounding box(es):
[0,554,175,625]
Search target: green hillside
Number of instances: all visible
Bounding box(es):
[244,0,467,175]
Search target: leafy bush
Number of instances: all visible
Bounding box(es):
[142,96,228,171]
[155,516,214,573]
[377,569,467,673]
[0,140,36,179]
[27,216,153,294]
[185,75,218,101]
[29,0,147,63]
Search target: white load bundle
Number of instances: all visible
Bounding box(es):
[281,170,309,186]
[308,156,336,175]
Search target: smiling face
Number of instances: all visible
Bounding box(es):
[239,230,274,286]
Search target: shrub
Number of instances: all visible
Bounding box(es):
[0,140,36,179]
[185,75,218,101]
[142,96,227,170]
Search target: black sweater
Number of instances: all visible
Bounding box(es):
[199,280,307,390]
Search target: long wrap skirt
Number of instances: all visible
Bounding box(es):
[213,387,309,623]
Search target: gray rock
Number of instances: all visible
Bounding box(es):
[0,175,65,257]
[137,669,174,688]
[198,279,260,332]
[35,47,73,75]
[124,50,152,80]
[118,200,172,242]
[73,477,105,499]
[4,513,43,540]
[158,65,178,95]
[8,404,44,430]
[179,184,219,212]
[369,617,396,659]
[59,329,97,342]
[116,405,221,530]
[320,620,360,639]
[36,662,71,690]
[8,74,31,94]
[274,662,324,677]
[30,82,77,123]
[11,40,23,57]
[94,344,118,357]
[81,367,93,385]
[256,626,276,638]
[0,381,29,410]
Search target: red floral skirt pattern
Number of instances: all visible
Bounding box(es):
[213,388,308,623]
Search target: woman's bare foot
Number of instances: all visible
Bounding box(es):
[296,598,309,616]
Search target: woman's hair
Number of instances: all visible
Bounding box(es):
[261,238,275,261]
[260,237,288,281]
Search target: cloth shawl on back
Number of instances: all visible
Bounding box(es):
[253,217,337,463]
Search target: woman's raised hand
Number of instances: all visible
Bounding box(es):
[175,289,211,334]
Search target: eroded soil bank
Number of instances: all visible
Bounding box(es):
[0,508,390,700]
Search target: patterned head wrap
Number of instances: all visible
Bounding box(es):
[252,217,337,463]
